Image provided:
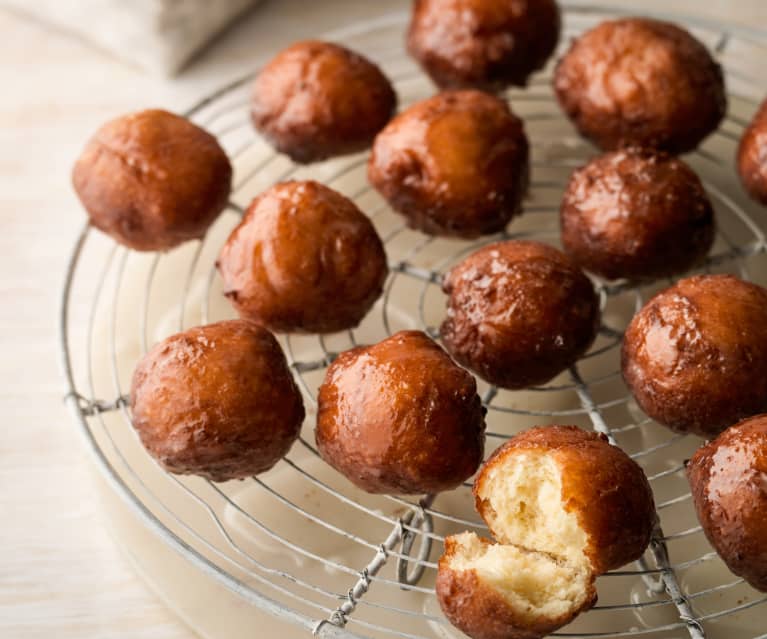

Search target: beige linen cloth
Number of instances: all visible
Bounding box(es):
[0,0,261,74]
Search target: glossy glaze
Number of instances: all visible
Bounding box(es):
[407,0,561,91]
[560,148,715,280]
[622,275,767,437]
[687,414,767,592]
[737,98,767,205]
[72,109,232,251]
[441,240,600,389]
[251,40,396,163]
[217,180,387,334]
[475,425,656,574]
[554,18,726,153]
[315,330,485,494]
[130,320,305,481]
[368,90,529,238]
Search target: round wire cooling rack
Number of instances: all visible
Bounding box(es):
[60,5,767,639]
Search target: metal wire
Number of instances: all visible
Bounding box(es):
[59,6,767,639]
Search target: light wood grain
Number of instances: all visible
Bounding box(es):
[1,1,764,638]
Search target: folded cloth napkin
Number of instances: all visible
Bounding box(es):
[1,0,260,75]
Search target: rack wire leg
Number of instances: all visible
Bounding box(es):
[312,494,435,636]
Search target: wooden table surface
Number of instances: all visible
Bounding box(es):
[1,1,764,637]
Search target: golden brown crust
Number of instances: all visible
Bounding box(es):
[368,90,529,238]
[251,40,396,163]
[554,18,726,153]
[560,148,715,281]
[130,320,305,481]
[217,180,387,334]
[72,109,232,251]
[687,414,767,592]
[407,0,561,91]
[622,275,767,437]
[436,535,597,639]
[440,241,600,389]
[737,98,767,205]
[475,426,656,574]
[315,330,485,494]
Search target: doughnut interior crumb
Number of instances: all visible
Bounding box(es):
[474,451,588,564]
[437,443,602,638]
[446,531,594,622]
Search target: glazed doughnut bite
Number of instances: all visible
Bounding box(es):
[737,97,767,205]
[687,414,767,592]
[622,275,767,438]
[407,0,561,91]
[251,40,396,163]
[72,109,232,251]
[217,180,388,334]
[560,148,715,281]
[438,532,596,639]
[438,426,655,639]
[368,90,529,238]
[440,240,600,389]
[315,330,485,494]
[554,18,726,153]
[130,320,305,482]
[474,426,655,575]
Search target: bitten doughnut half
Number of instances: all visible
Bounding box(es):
[560,148,715,281]
[437,532,596,639]
[217,180,388,334]
[315,330,485,494]
[130,320,305,482]
[72,109,232,251]
[440,240,600,389]
[251,40,396,163]
[687,414,767,592]
[474,426,656,575]
[438,425,654,639]
[368,90,529,238]
[554,18,726,153]
[622,275,767,438]
[407,0,561,91]
[737,97,767,205]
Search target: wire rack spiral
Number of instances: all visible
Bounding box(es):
[60,5,767,639]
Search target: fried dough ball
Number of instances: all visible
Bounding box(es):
[439,425,653,639]
[251,40,396,163]
[217,180,388,334]
[72,109,232,251]
[687,414,767,592]
[622,275,767,437]
[474,426,655,575]
[560,148,715,280]
[440,240,600,389]
[368,90,529,238]
[737,97,767,205]
[554,18,726,153]
[315,330,485,494]
[129,320,305,482]
[407,0,561,91]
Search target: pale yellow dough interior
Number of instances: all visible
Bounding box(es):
[448,532,594,623]
[475,451,588,565]
[447,451,593,622]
